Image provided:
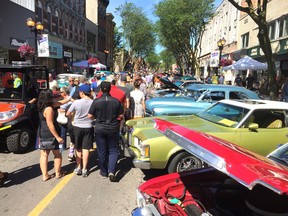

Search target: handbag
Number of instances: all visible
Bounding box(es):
[40,137,56,150]
[57,111,68,124]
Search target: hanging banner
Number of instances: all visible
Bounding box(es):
[210,51,219,67]
[38,34,49,57]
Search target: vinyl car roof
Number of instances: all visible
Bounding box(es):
[219,99,288,110]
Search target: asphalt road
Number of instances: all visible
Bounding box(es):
[0,139,166,216]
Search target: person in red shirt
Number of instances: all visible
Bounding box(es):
[97,80,126,111]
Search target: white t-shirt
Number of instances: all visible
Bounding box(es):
[49,80,59,90]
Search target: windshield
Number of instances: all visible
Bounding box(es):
[197,102,250,128]
[268,143,288,167]
[0,71,24,100]
[0,68,48,101]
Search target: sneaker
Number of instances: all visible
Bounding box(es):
[108,173,117,182]
[82,169,89,178]
[100,171,107,179]
[68,155,76,162]
[73,167,82,175]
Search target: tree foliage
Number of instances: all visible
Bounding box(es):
[159,49,175,72]
[228,0,277,100]
[117,3,156,71]
[155,0,214,74]
[146,52,161,71]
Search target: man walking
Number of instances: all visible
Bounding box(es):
[88,81,124,182]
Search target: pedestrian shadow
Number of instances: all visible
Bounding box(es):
[115,156,134,181]
[2,159,76,187]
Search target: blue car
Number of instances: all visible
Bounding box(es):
[145,84,261,116]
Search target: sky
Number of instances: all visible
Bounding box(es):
[107,0,223,27]
[107,0,223,53]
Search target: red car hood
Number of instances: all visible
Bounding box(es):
[154,118,288,195]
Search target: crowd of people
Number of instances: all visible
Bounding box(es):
[34,70,157,183]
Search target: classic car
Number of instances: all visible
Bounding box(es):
[132,119,288,216]
[145,84,261,116]
[56,73,85,88]
[124,99,288,173]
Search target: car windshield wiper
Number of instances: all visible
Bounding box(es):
[268,155,288,166]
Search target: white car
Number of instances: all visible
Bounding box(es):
[56,73,85,88]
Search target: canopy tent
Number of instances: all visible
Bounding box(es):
[72,61,106,70]
[90,62,106,70]
[222,55,268,71]
[72,60,89,67]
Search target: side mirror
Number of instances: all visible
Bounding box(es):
[249,123,259,130]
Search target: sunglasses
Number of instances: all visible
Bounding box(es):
[69,80,74,82]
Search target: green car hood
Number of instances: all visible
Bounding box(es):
[126,115,228,141]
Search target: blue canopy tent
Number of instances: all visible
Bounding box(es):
[72,60,89,67]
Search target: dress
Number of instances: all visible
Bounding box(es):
[38,107,60,150]
[130,89,145,118]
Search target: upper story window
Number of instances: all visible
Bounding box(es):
[241,32,249,48]
[269,16,288,40]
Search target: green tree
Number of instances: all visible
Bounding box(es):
[113,26,123,71]
[159,49,175,72]
[117,2,156,72]
[145,53,161,71]
[228,0,277,100]
[155,0,214,75]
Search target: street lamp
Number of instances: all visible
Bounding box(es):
[26,17,44,65]
[104,49,109,68]
[217,37,226,72]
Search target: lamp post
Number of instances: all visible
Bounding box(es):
[26,17,44,65]
[104,49,109,69]
[217,37,226,73]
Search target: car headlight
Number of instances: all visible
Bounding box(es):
[0,109,18,120]
[136,189,150,208]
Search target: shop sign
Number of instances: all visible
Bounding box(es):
[210,51,219,67]
[38,34,63,59]
[64,51,72,58]
[279,38,288,54]
[10,38,27,47]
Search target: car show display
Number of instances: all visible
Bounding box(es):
[132,118,288,216]
[145,84,261,116]
[124,99,288,173]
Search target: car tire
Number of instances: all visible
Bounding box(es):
[7,128,32,153]
[167,152,202,173]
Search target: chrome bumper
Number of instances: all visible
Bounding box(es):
[132,205,161,216]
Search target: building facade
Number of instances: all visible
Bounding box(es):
[0,0,114,74]
[198,0,288,81]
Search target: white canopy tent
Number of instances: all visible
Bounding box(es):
[90,62,107,70]
[222,55,268,71]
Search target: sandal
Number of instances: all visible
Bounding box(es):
[55,171,66,179]
[42,174,54,182]
[0,172,9,187]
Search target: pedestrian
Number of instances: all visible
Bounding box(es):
[37,89,67,181]
[12,73,22,88]
[234,74,243,86]
[0,171,9,187]
[49,73,59,91]
[130,79,146,119]
[246,73,255,89]
[66,84,94,178]
[88,81,124,182]
[118,75,131,120]
[57,86,72,150]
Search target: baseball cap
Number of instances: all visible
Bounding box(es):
[79,84,90,94]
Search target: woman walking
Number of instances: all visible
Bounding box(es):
[37,89,66,181]
[130,79,146,118]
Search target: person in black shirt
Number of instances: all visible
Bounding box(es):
[88,81,124,182]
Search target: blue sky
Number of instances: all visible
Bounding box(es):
[107,0,222,53]
[107,0,222,27]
